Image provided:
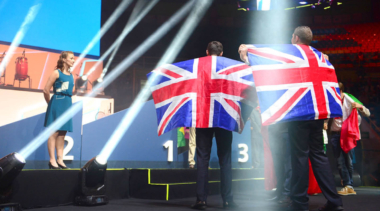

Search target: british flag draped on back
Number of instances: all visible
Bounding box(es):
[246,44,342,125]
[148,56,256,136]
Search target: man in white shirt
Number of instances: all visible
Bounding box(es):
[328,82,370,196]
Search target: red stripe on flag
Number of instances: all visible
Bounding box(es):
[151,79,197,103]
[332,87,342,102]
[225,99,241,115]
[196,56,213,128]
[158,97,190,136]
[248,49,296,64]
[299,45,328,119]
[154,67,182,79]
[262,87,308,125]
[218,64,250,75]
[224,99,243,127]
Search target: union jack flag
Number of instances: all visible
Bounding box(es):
[148,56,255,136]
[247,44,343,125]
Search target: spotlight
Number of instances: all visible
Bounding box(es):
[92,78,104,95]
[0,152,25,208]
[75,75,89,93]
[75,156,108,206]
[299,1,307,4]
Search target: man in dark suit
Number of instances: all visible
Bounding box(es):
[286,26,343,211]
[191,41,237,210]
[238,26,343,211]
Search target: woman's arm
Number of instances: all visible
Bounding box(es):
[43,70,59,104]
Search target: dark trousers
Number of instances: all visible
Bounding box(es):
[196,128,233,203]
[268,124,292,197]
[330,132,354,187]
[288,120,342,210]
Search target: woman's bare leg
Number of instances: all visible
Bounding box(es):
[56,131,67,167]
[48,131,60,166]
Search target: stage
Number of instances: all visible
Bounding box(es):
[25,187,380,211]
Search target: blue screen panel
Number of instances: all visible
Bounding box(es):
[0,0,101,56]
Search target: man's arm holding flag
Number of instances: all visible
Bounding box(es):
[352,102,370,117]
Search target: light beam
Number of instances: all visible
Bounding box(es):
[0,2,41,77]
[101,0,151,80]
[97,0,213,163]
[83,0,160,78]
[71,0,132,70]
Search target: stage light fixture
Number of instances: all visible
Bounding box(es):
[299,1,307,4]
[92,78,104,95]
[93,78,103,87]
[75,156,108,206]
[0,152,26,207]
[75,75,89,93]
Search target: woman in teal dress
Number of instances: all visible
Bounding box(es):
[43,51,75,169]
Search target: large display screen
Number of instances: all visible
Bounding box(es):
[0,0,101,57]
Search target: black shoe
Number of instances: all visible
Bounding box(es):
[318,203,344,211]
[223,201,238,209]
[278,195,291,205]
[191,201,207,210]
[48,162,60,169]
[57,163,70,169]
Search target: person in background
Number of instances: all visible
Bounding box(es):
[328,82,370,196]
[43,51,75,170]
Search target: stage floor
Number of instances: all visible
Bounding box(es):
[28,187,380,211]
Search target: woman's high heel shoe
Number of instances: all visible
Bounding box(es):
[57,163,70,169]
[48,162,61,169]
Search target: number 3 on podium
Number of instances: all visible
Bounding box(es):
[238,143,249,163]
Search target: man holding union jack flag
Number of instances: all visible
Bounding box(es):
[238,26,344,211]
[148,41,256,210]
